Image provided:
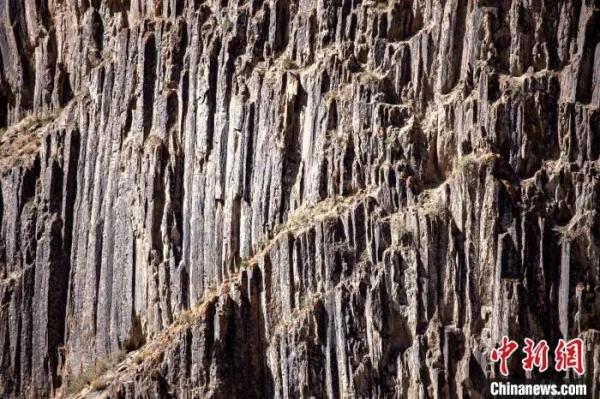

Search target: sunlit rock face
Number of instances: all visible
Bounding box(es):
[0,0,599,397]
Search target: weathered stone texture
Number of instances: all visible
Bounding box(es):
[0,0,599,397]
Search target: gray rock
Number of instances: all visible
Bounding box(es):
[0,0,599,398]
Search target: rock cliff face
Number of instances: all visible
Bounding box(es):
[1,0,599,397]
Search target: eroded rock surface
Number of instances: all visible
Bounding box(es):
[0,0,599,397]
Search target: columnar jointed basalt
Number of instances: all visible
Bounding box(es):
[0,0,599,398]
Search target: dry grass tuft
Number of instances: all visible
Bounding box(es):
[360,69,381,84]
[278,190,372,237]
[418,186,446,216]
[90,378,109,392]
[451,151,499,178]
[63,350,125,396]
[553,210,594,243]
[280,55,297,71]
[0,108,64,172]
